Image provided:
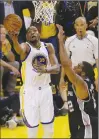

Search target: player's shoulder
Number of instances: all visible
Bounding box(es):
[21,42,28,49]
[42,42,53,47]
[42,42,54,49]
[20,42,30,53]
[21,42,27,46]
[43,42,54,53]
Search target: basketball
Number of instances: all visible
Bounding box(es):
[3,14,22,33]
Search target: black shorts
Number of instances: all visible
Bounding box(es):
[76,116,98,139]
[70,116,98,139]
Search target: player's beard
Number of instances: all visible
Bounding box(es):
[29,39,38,45]
[29,40,41,49]
[29,35,40,44]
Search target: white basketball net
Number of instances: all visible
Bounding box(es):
[32,1,57,25]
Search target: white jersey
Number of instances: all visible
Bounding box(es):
[65,34,98,67]
[21,42,51,88]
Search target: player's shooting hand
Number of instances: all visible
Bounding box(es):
[36,68,47,74]
[33,64,47,73]
[8,31,19,41]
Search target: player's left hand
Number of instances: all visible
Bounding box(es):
[33,64,47,73]
[8,31,19,41]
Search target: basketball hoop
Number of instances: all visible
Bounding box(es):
[32,1,57,25]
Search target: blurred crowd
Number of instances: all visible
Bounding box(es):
[0,0,98,129]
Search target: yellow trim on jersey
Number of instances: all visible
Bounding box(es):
[20,61,27,116]
[21,61,26,84]
[94,68,98,79]
[20,86,25,116]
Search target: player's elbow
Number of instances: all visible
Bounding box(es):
[61,61,67,67]
[54,64,60,74]
[78,92,89,100]
[56,66,60,73]
[61,60,71,68]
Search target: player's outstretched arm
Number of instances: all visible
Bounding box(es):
[56,24,88,100]
[8,32,23,55]
[8,32,29,60]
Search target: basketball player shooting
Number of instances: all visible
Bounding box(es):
[9,24,60,138]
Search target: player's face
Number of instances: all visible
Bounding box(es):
[74,63,83,75]
[26,26,40,43]
[74,19,87,37]
[0,27,6,42]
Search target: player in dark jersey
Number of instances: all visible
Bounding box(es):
[67,77,97,138]
[56,24,98,139]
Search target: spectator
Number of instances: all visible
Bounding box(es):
[0,52,22,129]
[0,24,19,96]
[85,1,98,37]
[80,1,98,37]
[0,0,34,66]
[0,0,35,65]
[0,0,35,43]
[0,59,20,76]
[0,45,23,128]
[0,95,24,129]
[55,1,82,38]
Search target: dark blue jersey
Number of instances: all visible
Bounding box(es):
[67,78,97,138]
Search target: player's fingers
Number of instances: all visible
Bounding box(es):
[89,20,94,23]
[8,31,19,37]
[89,23,95,28]
[56,24,63,30]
